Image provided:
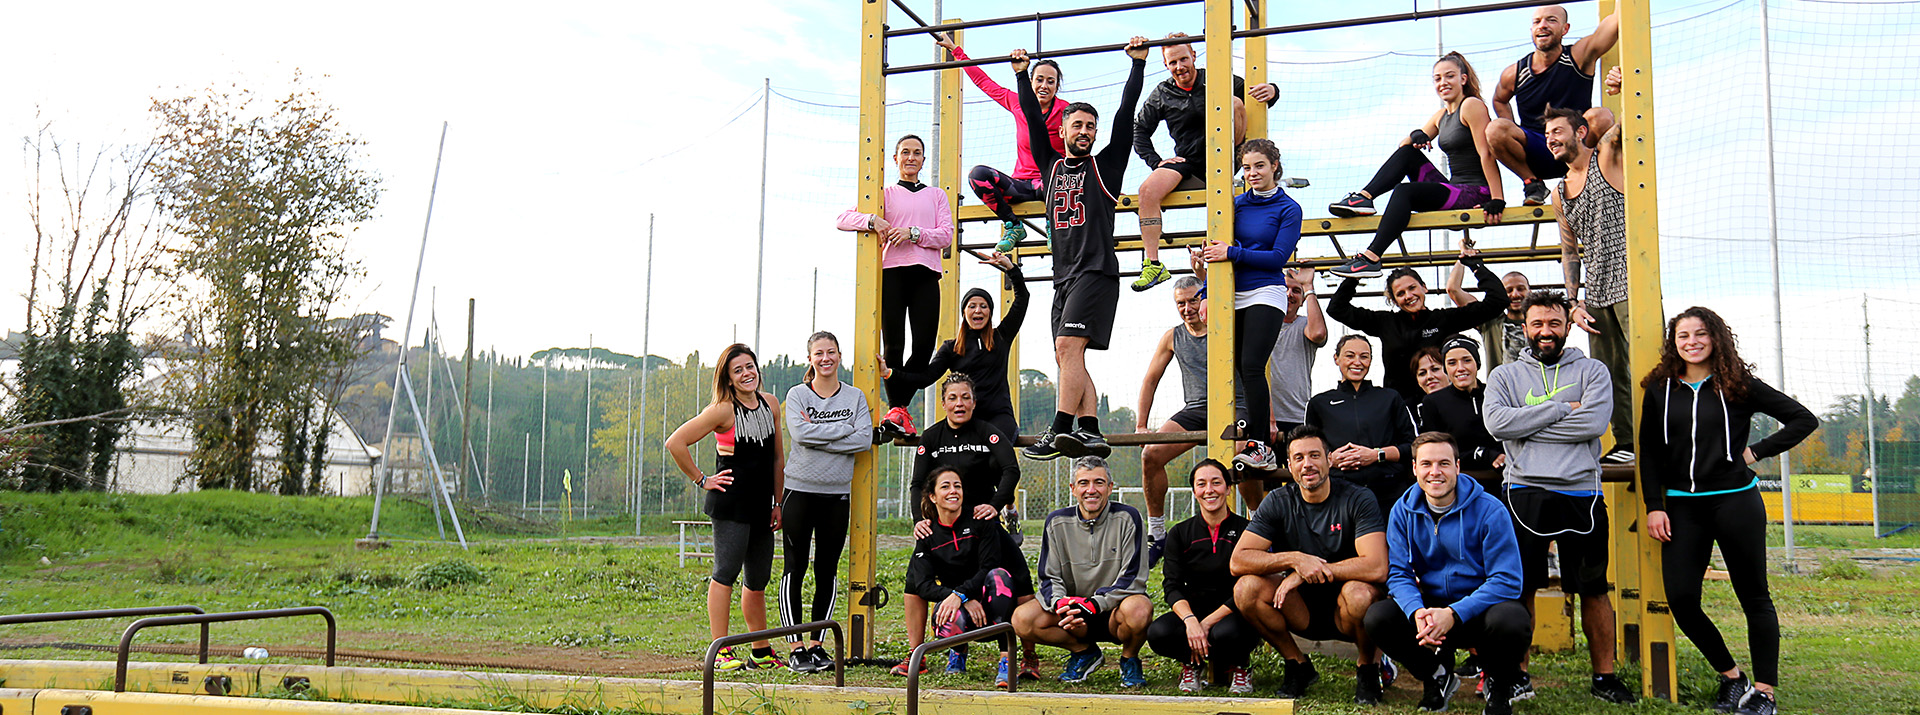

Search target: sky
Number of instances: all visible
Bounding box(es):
[0,0,1914,423]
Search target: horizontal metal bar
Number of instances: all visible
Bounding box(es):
[1233,0,1583,40]
[0,606,204,626]
[907,622,1017,715]
[703,620,844,715]
[885,33,1201,76]
[1021,246,1563,283]
[117,607,336,691]
[885,0,1202,38]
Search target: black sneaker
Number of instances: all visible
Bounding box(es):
[1148,535,1166,569]
[1600,447,1635,465]
[1274,659,1319,698]
[1419,668,1461,712]
[1590,673,1637,703]
[1050,430,1090,458]
[1023,430,1065,461]
[1331,254,1384,279]
[1522,178,1549,206]
[1455,655,1482,678]
[788,648,814,674]
[1713,674,1754,713]
[1330,192,1377,217]
[1074,429,1111,458]
[1509,671,1535,703]
[1734,689,1776,715]
[806,644,835,673]
[1481,674,1514,715]
[1355,663,1384,705]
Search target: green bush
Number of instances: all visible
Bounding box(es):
[405,558,486,590]
[1816,555,1872,581]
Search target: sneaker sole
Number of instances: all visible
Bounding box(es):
[1522,196,1546,206]
[1052,434,1091,458]
[1084,442,1112,458]
[1130,276,1168,292]
[1022,447,1065,461]
[1232,456,1278,471]
[1328,206,1377,217]
[1329,267,1383,279]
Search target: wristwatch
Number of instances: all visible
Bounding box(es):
[909,226,922,244]
[1377,448,1387,463]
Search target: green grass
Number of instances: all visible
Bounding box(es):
[0,492,1915,714]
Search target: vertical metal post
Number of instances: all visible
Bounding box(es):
[756,77,771,351]
[522,432,531,510]
[540,363,549,513]
[849,0,889,659]
[585,333,594,520]
[368,121,448,540]
[460,299,476,500]
[640,214,654,528]
[1865,295,1879,534]
[484,346,495,502]
[1202,0,1238,469]
[935,22,965,423]
[1618,0,1677,699]
[1757,0,1794,570]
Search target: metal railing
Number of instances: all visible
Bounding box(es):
[905,622,1017,715]
[2,606,211,665]
[115,606,336,692]
[702,620,844,715]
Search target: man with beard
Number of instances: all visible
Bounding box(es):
[1483,291,1637,706]
[1014,38,1151,462]
[1548,88,1634,465]
[1485,5,1620,205]
[1231,424,1389,703]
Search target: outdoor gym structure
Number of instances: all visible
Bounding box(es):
[846,0,1679,702]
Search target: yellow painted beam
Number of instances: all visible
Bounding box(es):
[953,189,1210,222]
[1618,0,1678,701]
[1203,0,1236,468]
[1244,0,1268,142]
[1001,207,1555,256]
[1595,0,1643,686]
[29,688,504,714]
[936,23,965,423]
[0,687,36,713]
[849,0,887,659]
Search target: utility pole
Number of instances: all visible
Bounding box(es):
[540,362,549,514]
[484,345,495,503]
[811,268,819,333]
[639,215,654,533]
[459,298,475,500]
[1758,0,1795,570]
[584,333,594,521]
[521,432,531,510]
[1865,295,1880,535]
[755,77,770,350]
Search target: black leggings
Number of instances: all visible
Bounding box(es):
[1145,609,1259,670]
[967,165,1045,223]
[977,409,1019,442]
[712,518,775,590]
[1663,488,1780,686]
[1359,145,1491,258]
[780,490,850,644]
[925,568,1022,644]
[1365,599,1531,683]
[884,266,942,408]
[1236,304,1287,444]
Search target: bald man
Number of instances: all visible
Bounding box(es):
[1484,4,1620,206]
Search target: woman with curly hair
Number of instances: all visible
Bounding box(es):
[1638,307,1817,715]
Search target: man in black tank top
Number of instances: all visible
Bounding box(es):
[1485,4,1620,205]
[1012,38,1150,462]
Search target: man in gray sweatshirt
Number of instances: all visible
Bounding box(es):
[1483,290,1636,705]
[1013,456,1153,687]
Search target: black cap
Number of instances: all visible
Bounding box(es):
[1441,334,1481,364]
[962,287,994,310]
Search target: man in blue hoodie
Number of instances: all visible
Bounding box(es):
[1483,290,1636,705]
[1364,432,1529,714]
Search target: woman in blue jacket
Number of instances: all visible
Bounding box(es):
[1198,138,1302,472]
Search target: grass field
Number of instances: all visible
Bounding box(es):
[0,491,1913,714]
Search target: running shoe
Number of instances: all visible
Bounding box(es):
[1383,653,1400,688]
[945,649,967,675]
[1355,663,1384,705]
[787,648,814,674]
[880,406,919,440]
[1455,654,1481,678]
[1521,178,1549,206]
[1509,670,1535,703]
[1275,659,1319,698]
[805,644,834,673]
[1330,254,1384,279]
[1148,534,1166,569]
[1179,663,1204,693]
[1058,648,1105,683]
[1591,673,1637,703]
[890,659,928,677]
[1051,429,1090,458]
[1482,673,1515,715]
[1600,447,1635,465]
[1329,192,1377,217]
[745,648,780,669]
[1713,674,1755,713]
[1067,429,1111,458]
[1132,259,1173,292]
[1023,430,1065,461]
[995,655,1013,688]
[1233,440,1278,471]
[1020,654,1042,681]
[1118,656,1147,688]
[1228,666,1254,695]
[997,220,1026,254]
[713,646,748,672]
[1418,666,1461,712]
[1734,689,1776,715]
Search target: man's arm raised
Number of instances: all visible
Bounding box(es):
[1573,6,1623,71]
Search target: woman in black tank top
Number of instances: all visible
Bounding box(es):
[1326,52,1508,281]
[667,343,787,671]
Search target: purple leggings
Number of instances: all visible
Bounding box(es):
[1360,145,1491,257]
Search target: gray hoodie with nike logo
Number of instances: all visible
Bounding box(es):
[1483,346,1614,491]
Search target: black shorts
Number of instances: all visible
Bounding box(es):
[1506,487,1612,596]
[1155,158,1206,188]
[1051,274,1119,350]
[1079,608,1123,644]
[1167,406,1250,433]
[1294,582,1353,643]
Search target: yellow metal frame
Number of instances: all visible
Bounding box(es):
[849,0,887,658]
[1202,0,1238,466]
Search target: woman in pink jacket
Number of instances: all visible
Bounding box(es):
[836,135,954,439]
[935,35,1066,253]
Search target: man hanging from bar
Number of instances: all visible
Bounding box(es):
[1013,36,1149,461]
[1130,32,1278,292]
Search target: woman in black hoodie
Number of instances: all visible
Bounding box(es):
[1639,307,1816,715]
[888,252,1028,438]
[1415,335,1505,482]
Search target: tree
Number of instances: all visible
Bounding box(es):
[151,76,381,492]
[6,126,166,492]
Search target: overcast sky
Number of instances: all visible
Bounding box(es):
[1,0,1913,421]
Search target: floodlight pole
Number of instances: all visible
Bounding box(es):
[755,77,770,350]
[1865,295,1879,535]
[367,122,448,542]
[1758,0,1794,570]
[638,214,654,533]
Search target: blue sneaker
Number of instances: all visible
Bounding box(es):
[997,220,1026,253]
[1118,656,1147,688]
[1058,648,1105,683]
[995,655,1013,688]
[945,648,966,674]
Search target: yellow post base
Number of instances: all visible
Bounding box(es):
[1530,591,1577,653]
